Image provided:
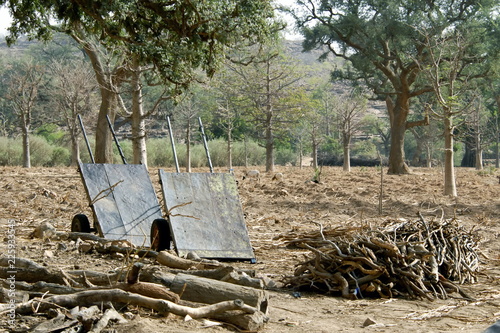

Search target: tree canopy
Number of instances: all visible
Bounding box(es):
[292,0,498,174]
[3,0,282,86]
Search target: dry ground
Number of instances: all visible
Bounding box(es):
[1,165,499,332]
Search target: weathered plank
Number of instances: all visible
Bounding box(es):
[159,171,255,260]
[79,163,163,247]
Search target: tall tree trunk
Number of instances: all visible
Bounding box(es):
[312,141,318,170]
[265,62,274,173]
[496,95,500,168]
[75,35,116,164]
[265,124,274,173]
[342,135,351,172]
[186,119,191,173]
[443,114,457,196]
[426,145,432,168]
[298,140,303,169]
[475,146,483,170]
[95,93,116,163]
[386,97,411,174]
[22,125,30,168]
[71,134,80,166]
[474,125,482,170]
[227,128,233,171]
[130,59,148,167]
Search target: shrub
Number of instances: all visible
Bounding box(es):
[147,138,174,167]
[35,124,66,145]
[275,148,296,166]
[50,147,71,166]
[232,140,265,166]
[30,135,54,166]
[113,140,132,164]
[0,137,22,166]
[78,135,95,163]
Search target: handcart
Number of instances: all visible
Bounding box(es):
[150,117,255,262]
[72,115,165,247]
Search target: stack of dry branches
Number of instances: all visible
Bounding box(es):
[280,215,480,300]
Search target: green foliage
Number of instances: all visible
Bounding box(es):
[29,135,55,166]
[5,0,282,86]
[35,123,66,145]
[0,137,23,165]
[233,140,266,166]
[176,144,207,169]
[78,135,95,164]
[275,148,296,166]
[351,140,379,160]
[147,139,174,167]
[50,147,70,166]
[477,166,496,176]
[113,140,132,164]
[319,136,342,157]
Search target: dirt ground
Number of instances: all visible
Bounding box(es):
[1,165,500,332]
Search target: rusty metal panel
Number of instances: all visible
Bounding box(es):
[79,163,162,247]
[159,170,255,260]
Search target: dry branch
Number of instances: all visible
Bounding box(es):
[156,250,221,270]
[10,289,258,319]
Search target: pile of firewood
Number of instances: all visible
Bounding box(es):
[279,215,480,300]
[0,231,271,332]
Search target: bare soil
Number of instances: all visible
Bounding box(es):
[1,165,499,332]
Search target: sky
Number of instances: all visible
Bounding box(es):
[0,1,302,39]
[0,6,9,35]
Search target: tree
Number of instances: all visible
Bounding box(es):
[49,59,97,165]
[4,58,45,168]
[292,0,493,174]
[420,28,490,196]
[173,93,201,172]
[335,89,367,172]
[227,46,303,172]
[3,0,282,163]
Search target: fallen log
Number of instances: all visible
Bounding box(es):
[0,257,66,285]
[116,262,179,303]
[169,273,269,315]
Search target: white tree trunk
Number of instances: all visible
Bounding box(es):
[343,143,351,172]
[443,115,457,196]
[130,59,148,167]
[186,120,191,173]
[227,129,233,171]
[22,128,30,168]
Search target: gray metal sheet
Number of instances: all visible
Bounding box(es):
[159,170,255,260]
[79,163,162,247]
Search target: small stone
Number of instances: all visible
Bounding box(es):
[112,252,125,259]
[43,250,54,258]
[78,242,94,253]
[123,312,135,320]
[57,243,68,251]
[362,317,377,327]
[32,222,57,239]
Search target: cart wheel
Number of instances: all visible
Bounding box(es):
[72,214,91,233]
[151,219,171,251]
